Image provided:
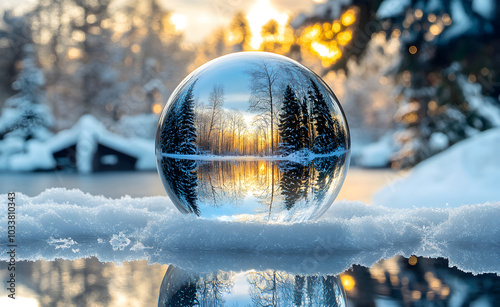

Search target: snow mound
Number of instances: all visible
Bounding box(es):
[375,129,500,208]
[1,188,499,275]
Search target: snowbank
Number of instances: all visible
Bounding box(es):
[1,188,499,275]
[375,128,500,208]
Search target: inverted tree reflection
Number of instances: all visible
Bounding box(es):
[158,267,345,306]
[160,153,347,220]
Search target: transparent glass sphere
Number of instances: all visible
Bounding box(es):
[156,52,350,222]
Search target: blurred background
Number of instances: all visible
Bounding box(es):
[0,0,499,200]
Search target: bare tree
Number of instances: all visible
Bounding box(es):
[247,60,281,155]
[207,84,225,150]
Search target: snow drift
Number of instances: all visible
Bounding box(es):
[375,128,500,208]
[1,188,499,275]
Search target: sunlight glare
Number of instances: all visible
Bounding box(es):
[246,0,289,49]
[170,13,187,31]
[340,274,356,291]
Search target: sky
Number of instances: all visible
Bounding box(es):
[0,0,318,44]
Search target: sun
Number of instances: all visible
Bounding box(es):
[170,13,187,32]
[246,0,289,49]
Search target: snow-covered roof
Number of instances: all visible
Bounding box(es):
[1,115,155,172]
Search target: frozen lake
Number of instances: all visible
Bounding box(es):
[1,168,498,306]
[1,255,497,306]
[0,167,403,204]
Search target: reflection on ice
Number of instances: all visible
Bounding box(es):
[2,188,500,277]
[158,266,346,307]
[158,153,349,221]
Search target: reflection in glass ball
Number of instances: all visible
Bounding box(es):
[156,52,350,222]
[158,266,347,307]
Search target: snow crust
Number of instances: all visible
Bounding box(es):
[375,128,500,208]
[1,188,498,276]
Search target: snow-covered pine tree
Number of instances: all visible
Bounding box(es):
[278,85,302,155]
[177,81,198,155]
[0,44,52,141]
[309,80,337,154]
[300,0,500,167]
[160,103,179,153]
[377,0,500,168]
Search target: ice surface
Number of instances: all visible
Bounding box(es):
[375,128,500,208]
[0,188,498,276]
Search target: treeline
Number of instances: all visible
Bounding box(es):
[278,80,347,155]
[160,268,344,307]
[160,154,347,217]
[160,78,347,156]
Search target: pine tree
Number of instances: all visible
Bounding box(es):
[299,99,311,151]
[159,81,200,215]
[293,275,305,306]
[0,44,52,140]
[178,81,198,155]
[179,159,199,215]
[279,162,303,210]
[310,80,337,154]
[313,154,345,204]
[161,157,199,216]
[333,117,347,151]
[168,281,198,307]
[160,104,178,153]
[278,85,301,155]
[322,276,341,306]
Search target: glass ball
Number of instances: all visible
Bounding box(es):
[156,52,350,222]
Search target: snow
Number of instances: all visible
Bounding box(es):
[375,128,500,208]
[162,150,349,161]
[442,0,475,42]
[472,0,496,21]
[112,113,158,139]
[376,0,411,19]
[0,188,499,276]
[354,133,396,168]
[8,139,55,171]
[455,72,500,127]
[429,132,449,152]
